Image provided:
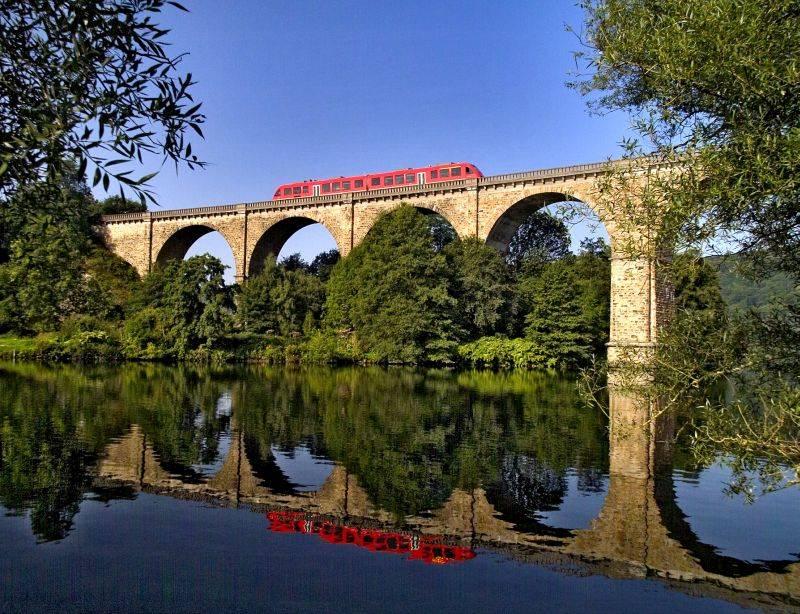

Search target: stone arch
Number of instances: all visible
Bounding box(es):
[484,191,600,255]
[410,204,462,233]
[153,224,238,278]
[247,216,341,277]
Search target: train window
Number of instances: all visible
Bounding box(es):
[303,185,309,193]
[451,167,461,177]
[274,190,280,197]
[431,170,438,178]
[440,168,450,178]
[322,183,331,193]
[371,177,380,186]
[355,179,364,188]
[465,167,472,174]
[293,186,301,195]
[283,188,291,195]
[395,174,404,184]
[333,182,340,191]
[343,181,351,190]
[405,173,414,183]
[385,176,394,186]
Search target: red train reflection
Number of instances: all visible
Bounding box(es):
[267,510,476,565]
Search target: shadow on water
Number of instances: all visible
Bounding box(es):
[0,362,798,610]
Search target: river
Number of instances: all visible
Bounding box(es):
[0,363,797,612]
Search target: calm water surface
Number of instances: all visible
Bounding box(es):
[0,363,798,612]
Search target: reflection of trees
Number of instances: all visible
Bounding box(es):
[234,367,609,521]
[0,365,119,541]
[0,363,610,538]
[117,365,233,479]
[0,363,237,539]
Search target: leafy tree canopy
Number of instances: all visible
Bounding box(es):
[444,238,514,339]
[0,0,204,204]
[574,0,800,277]
[325,206,460,364]
[506,210,571,271]
[127,255,234,357]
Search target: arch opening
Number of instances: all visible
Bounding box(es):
[248,217,338,278]
[361,206,458,252]
[155,225,237,281]
[487,193,597,255]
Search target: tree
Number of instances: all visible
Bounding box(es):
[93,196,148,217]
[575,0,800,486]
[237,257,282,334]
[574,0,800,278]
[127,255,234,357]
[325,206,460,363]
[279,253,309,273]
[237,256,326,336]
[309,249,340,281]
[445,238,514,339]
[0,163,94,263]
[272,268,326,336]
[572,238,611,355]
[0,0,204,204]
[520,259,595,369]
[506,210,571,271]
[0,170,99,332]
[672,252,726,320]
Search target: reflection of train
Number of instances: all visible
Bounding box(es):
[267,511,476,565]
[273,162,483,200]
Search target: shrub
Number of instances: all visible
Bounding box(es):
[457,336,549,369]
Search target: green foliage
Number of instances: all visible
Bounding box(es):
[92,196,148,217]
[0,0,204,204]
[520,259,596,369]
[506,210,571,271]
[126,255,235,359]
[458,337,548,369]
[576,0,800,482]
[82,247,142,320]
[237,256,326,336]
[707,255,797,313]
[325,206,460,364]
[308,249,341,281]
[575,0,800,277]
[0,169,139,334]
[572,239,612,354]
[1,214,91,333]
[237,257,282,334]
[444,238,514,338]
[298,330,362,364]
[273,268,326,336]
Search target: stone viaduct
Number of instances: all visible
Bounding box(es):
[98,159,673,362]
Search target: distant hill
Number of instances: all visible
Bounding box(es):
[705,255,796,312]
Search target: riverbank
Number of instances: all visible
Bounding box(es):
[0,331,576,369]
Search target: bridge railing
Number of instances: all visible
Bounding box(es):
[100,159,621,223]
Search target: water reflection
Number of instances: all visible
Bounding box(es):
[0,363,798,609]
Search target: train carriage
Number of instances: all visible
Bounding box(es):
[272,162,482,200]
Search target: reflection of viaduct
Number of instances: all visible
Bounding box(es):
[98,160,672,365]
[96,393,800,610]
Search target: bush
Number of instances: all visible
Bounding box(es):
[457,336,549,369]
[299,330,362,364]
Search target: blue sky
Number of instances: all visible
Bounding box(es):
[120,0,630,279]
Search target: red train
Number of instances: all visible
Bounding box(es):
[272,162,483,200]
[267,510,476,565]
